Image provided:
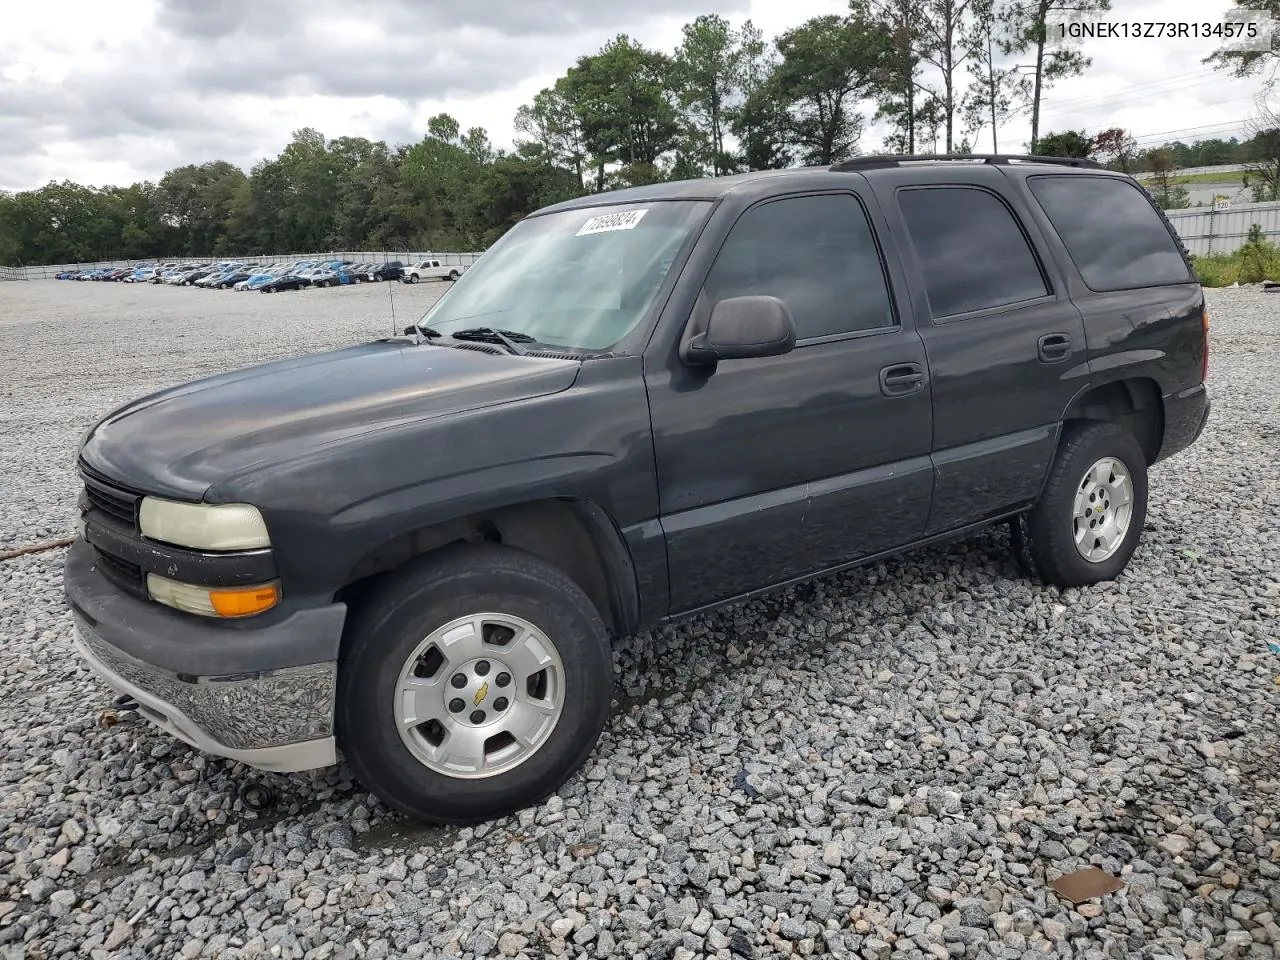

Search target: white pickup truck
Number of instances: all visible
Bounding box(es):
[400,259,462,283]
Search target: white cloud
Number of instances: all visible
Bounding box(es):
[0,0,1266,191]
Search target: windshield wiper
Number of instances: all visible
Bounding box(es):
[447,327,534,356]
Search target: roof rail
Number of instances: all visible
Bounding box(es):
[830,154,1103,172]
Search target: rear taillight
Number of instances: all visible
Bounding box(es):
[1201,308,1210,382]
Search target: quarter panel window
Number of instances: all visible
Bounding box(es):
[703,194,896,340]
[1028,175,1193,291]
[898,186,1050,318]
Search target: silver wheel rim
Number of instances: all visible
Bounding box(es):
[1072,456,1134,563]
[394,612,565,779]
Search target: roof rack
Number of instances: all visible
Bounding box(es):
[830,154,1103,172]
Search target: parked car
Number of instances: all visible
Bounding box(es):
[260,272,312,293]
[367,261,404,281]
[211,269,258,289]
[63,155,1210,825]
[401,258,461,283]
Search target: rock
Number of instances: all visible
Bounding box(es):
[498,932,527,957]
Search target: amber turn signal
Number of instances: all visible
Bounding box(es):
[209,583,281,618]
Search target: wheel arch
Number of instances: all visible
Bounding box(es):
[333,497,641,640]
[1061,376,1164,465]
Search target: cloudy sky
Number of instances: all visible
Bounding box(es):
[0,0,1265,192]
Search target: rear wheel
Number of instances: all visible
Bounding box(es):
[337,545,612,824]
[1012,422,1148,587]
[449,269,460,281]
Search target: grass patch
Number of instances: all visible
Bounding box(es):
[1191,224,1280,286]
[1135,171,1245,186]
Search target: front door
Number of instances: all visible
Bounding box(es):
[645,189,935,614]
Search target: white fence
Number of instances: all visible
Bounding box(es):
[6,251,484,281]
[1163,201,1280,256]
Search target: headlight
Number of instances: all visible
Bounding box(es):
[139,498,270,551]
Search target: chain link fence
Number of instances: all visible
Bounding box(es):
[4,251,484,281]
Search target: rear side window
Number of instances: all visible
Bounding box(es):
[1028,175,1193,291]
[898,187,1049,318]
[703,193,896,340]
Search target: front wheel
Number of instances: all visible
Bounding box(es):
[407,274,419,284]
[1012,422,1148,588]
[337,545,612,824]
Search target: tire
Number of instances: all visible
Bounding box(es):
[336,544,613,824]
[449,270,460,281]
[408,274,419,284]
[1014,421,1148,588]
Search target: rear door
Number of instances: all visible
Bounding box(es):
[868,166,1090,534]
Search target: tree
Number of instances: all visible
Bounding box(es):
[1242,94,1280,201]
[1204,0,1280,83]
[731,20,789,169]
[1091,127,1138,173]
[916,0,979,153]
[853,0,929,154]
[514,80,589,188]
[674,14,744,176]
[1035,129,1093,158]
[960,0,1020,152]
[559,36,680,189]
[156,161,247,255]
[770,14,888,165]
[1002,0,1110,152]
[1146,150,1191,209]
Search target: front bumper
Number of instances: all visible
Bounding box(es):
[64,539,345,773]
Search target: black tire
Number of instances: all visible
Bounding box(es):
[1015,421,1148,588]
[449,270,460,281]
[336,545,613,824]
[408,274,419,284]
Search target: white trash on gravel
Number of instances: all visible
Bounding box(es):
[0,282,1277,960]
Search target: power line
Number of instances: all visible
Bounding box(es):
[1039,69,1220,110]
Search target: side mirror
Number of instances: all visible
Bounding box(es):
[684,295,797,367]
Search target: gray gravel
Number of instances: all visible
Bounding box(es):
[1,281,1278,960]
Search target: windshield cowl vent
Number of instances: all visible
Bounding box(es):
[443,341,508,356]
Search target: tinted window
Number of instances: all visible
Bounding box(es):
[703,194,895,340]
[1029,175,1192,291]
[899,187,1049,318]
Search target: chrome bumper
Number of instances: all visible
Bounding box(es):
[73,613,337,773]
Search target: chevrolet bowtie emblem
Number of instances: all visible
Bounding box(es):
[474,681,489,706]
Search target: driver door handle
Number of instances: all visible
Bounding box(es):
[879,362,925,397]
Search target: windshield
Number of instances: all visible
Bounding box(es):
[418,200,709,352]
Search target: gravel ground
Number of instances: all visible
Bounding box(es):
[0,281,1277,960]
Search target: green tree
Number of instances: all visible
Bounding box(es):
[673,14,744,176]
[854,0,930,154]
[730,20,789,170]
[514,81,589,188]
[156,161,246,255]
[1002,0,1110,152]
[1145,149,1191,209]
[961,0,1020,152]
[1204,0,1280,81]
[771,14,888,165]
[1035,129,1093,158]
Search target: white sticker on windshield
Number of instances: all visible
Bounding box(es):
[575,209,648,236]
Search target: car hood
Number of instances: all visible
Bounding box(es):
[80,341,581,500]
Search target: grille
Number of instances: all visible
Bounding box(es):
[92,546,147,598]
[79,463,140,528]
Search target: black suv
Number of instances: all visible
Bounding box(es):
[64,155,1210,824]
[368,260,404,281]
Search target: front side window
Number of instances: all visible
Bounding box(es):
[702,193,895,340]
[898,186,1049,319]
[418,200,710,352]
[1028,175,1193,291]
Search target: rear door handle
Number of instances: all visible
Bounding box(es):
[1038,333,1073,363]
[879,362,925,397]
